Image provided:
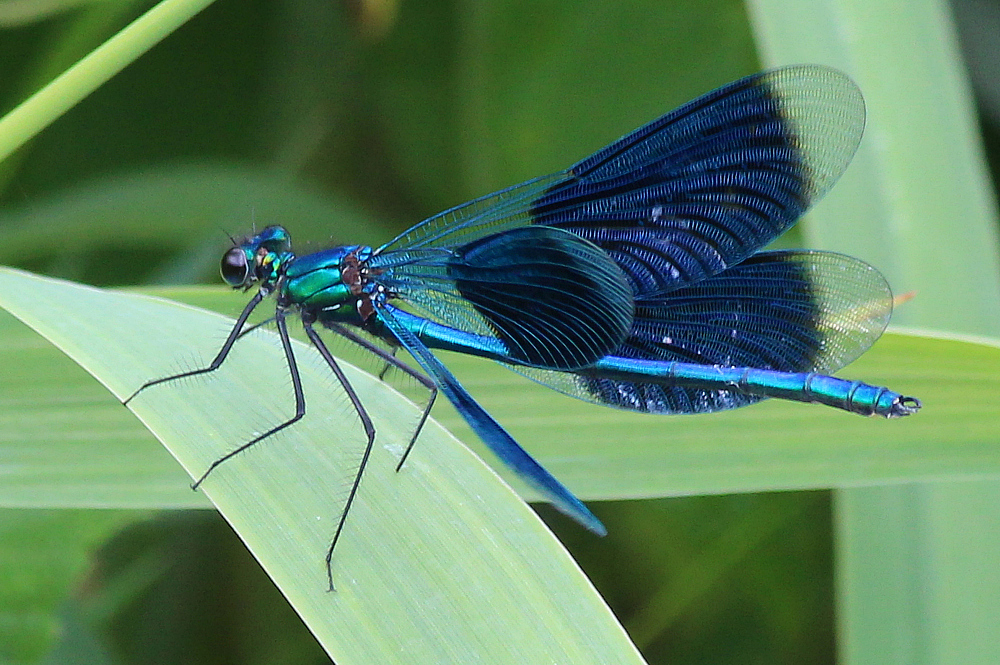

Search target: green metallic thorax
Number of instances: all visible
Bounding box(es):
[280,245,374,324]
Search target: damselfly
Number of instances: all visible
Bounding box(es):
[127,65,921,589]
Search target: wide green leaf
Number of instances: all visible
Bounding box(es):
[4,279,998,502]
[0,267,643,665]
[4,276,998,509]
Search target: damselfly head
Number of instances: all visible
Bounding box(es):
[220,225,294,290]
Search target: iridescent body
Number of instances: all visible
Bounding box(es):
[127,65,921,589]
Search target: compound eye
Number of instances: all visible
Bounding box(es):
[220,247,249,287]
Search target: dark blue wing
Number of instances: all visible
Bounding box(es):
[371,226,634,370]
[509,250,894,414]
[376,65,864,297]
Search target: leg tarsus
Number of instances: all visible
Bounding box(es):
[124,291,265,405]
[395,386,436,472]
[304,322,377,591]
[191,308,306,487]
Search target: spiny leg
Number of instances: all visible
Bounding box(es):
[124,291,265,404]
[323,322,437,472]
[302,321,376,592]
[190,308,306,489]
[235,316,275,341]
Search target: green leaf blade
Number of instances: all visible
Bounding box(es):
[0,267,644,665]
[5,282,998,508]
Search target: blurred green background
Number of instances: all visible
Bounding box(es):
[1,0,998,664]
